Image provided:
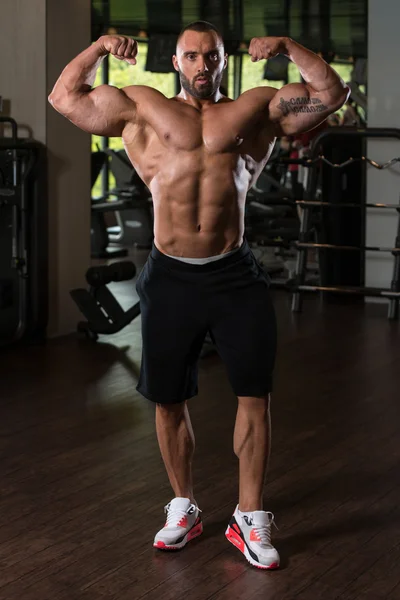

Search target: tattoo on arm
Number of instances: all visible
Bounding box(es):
[278,97,328,117]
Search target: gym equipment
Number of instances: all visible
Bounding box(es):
[105,149,154,249]
[90,148,155,258]
[244,150,301,284]
[91,150,128,259]
[70,261,141,341]
[278,155,400,171]
[245,159,297,240]
[0,117,48,345]
[285,128,400,320]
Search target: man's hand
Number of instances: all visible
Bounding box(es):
[97,35,138,65]
[248,37,288,62]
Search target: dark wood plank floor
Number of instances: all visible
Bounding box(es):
[1,259,400,600]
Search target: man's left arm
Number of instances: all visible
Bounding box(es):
[248,37,350,136]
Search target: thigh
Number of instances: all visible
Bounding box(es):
[138,259,207,354]
[209,278,277,397]
[136,259,208,402]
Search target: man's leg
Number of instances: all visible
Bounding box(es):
[153,401,203,550]
[233,395,271,511]
[225,393,279,569]
[155,401,196,504]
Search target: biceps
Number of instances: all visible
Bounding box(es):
[57,85,135,137]
[269,84,330,136]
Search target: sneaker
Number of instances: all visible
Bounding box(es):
[153,497,203,550]
[225,505,280,569]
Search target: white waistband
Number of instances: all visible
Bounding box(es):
[163,245,241,265]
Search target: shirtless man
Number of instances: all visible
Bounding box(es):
[49,21,348,570]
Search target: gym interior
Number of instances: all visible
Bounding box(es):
[1,0,399,597]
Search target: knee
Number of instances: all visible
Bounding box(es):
[237,394,271,413]
[156,401,187,421]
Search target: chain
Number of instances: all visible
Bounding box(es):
[301,156,400,170]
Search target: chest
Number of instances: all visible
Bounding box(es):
[143,102,265,155]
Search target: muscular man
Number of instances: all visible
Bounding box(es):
[49,21,348,570]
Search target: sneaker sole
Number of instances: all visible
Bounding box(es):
[225,525,280,570]
[153,522,203,551]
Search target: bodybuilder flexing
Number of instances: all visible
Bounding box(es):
[49,21,348,570]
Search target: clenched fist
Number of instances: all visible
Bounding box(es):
[97,35,138,65]
[248,37,289,62]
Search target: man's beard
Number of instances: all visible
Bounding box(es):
[179,70,223,99]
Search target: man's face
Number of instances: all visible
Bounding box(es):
[173,30,227,99]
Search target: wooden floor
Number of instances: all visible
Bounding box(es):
[1,260,400,600]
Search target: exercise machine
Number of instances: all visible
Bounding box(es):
[0,117,48,345]
[70,261,141,341]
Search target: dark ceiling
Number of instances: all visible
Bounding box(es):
[92,0,368,58]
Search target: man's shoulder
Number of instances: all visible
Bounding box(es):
[237,86,278,105]
[122,85,169,103]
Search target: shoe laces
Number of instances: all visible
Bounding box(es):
[164,502,201,527]
[253,512,279,546]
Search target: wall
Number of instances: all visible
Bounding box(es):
[46,0,92,336]
[0,0,91,337]
[367,1,400,293]
[0,0,46,141]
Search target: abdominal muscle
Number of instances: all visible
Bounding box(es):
[152,185,246,258]
[138,150,251,258]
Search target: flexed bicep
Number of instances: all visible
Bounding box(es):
[56,84,137,137]
[268,83,332,136]
[246,36,349,137]
[48,35,140,137]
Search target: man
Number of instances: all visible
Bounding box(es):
[49,21,348,570]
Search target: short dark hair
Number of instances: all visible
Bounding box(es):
[177,20,223,45]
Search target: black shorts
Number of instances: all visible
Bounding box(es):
[135,238,277,404]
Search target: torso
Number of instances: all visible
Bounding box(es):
[121,88,276,257]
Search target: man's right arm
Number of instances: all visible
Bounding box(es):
[48,36,138,137]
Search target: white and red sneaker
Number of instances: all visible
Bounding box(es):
[225,505,280,569]
[153,497,203,550]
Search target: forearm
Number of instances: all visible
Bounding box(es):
[284,38,345,97]
[49,40,106,101]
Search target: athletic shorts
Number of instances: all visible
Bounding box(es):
[135,238,277,404]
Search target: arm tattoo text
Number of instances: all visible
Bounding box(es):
[278,97,328,117]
